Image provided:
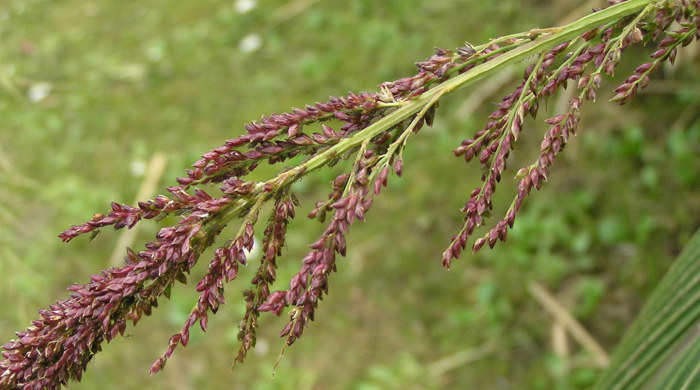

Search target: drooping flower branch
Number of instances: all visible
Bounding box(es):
[2,0,698,388]
[443,0,699,265]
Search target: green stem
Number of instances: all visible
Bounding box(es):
[370,90,444,183]
[267,0,656,189]
[205,0,658,233]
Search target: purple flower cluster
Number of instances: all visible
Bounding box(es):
[235,194,296,364]
[2,219,209,389]
[0,26,448,388]
[178,92,385,189]
[612,22,699,104]
[151,221,254,375]
[2,1,698,388]
[383,40,518,101]
[443,1,699,267]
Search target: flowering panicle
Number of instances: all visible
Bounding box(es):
[235,193,297,364]
[2,1,698,388]
[442,0,699,267]
[151,219,256,374]
[178,92,386,189]
[260,139,400,345]
[383,33,549,101]
[1,219,213,389]
[612,21,698,104]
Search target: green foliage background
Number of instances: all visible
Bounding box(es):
[0,0,698,389]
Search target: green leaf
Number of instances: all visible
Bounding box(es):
[594,228,700,390]
[657,337,700,390]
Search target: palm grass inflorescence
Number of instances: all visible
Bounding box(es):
[1,0,698,388]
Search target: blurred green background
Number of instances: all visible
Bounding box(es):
[1,0,698,389]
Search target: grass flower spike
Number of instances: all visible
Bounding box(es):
[2,0,698,388]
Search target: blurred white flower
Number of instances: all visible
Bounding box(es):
[130,159,147,177]
[28,83,51,103]
[239,33,262,53]
[234,0,257,14]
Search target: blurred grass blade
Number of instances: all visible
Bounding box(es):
[657,334,700,390]
[595,228,700,390]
